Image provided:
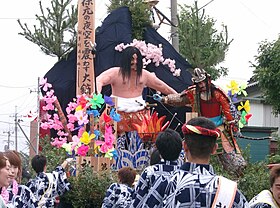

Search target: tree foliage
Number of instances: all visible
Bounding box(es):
[17,0,78,61]
[178,2,232,80]
[107,0,152,40]
[62,167,116,208]
[252,36,280,114]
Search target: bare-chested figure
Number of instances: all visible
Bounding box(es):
[96,46,177,132]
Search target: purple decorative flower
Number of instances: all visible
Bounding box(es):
[104,95,115,106]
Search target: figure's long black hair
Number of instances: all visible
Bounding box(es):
[119,46,143,84]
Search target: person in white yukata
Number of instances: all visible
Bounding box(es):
[102,166,137,208]
[144,117,249,208]
[131,128,182,208]
[250,165,280,207]
[1,150,37,208]
[26,155,72,208]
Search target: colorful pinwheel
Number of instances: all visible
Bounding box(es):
[237,83,248,97]
[227,80,239,95]
[80,131,95,145]
[104,95,115,106]
[238,100,250,113]
[110,108,121,122]
[95,124,115,154]
[104,148,118,160]
[239,110,252,128]
[88,93,104,109]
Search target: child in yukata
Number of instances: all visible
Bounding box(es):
[102,166,137,208]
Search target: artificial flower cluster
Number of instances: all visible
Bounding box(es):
[226,80,252,128]
[39,78,120,159]
[115,39,181,77]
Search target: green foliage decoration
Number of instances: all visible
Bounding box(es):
[107,0,152,40]
[252,36,280,114]
[39,136,67,172]
[178,2,232,80]
[238,162,270,200]
[17,0,78,60]
[62,166,117,208]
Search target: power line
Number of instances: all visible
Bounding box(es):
[0,17,36,20]
[0,92,32,107]
[0,84,35,88]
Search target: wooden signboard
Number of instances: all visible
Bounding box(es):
[76,156,111,175]
[76,0,95,95]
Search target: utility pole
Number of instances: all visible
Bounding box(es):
[14,106,18,151]
[3,129,13,150]
[30,77,41,154]
[36,77,40,155]
[171,0,179,52]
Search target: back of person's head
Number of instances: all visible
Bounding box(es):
[31,155,47,174]
[118,166,137,187]
[270,165,280,187]
[182,117,220,159]
[119,46,143,82]
[4,150,22,182]
[155,128,182,161]
[150,149,161,165]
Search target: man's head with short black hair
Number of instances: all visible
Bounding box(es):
[183,117,218,160]
[31,155,47,174]
[155,128,182,161]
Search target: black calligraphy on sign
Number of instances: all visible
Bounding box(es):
[77,0,95,95]
[215,202,226,208]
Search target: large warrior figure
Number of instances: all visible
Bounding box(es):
[154,68,247,176]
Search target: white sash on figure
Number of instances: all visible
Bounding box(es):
[113,96,146,112]
[212,176,237,208]
[249,190,279,208]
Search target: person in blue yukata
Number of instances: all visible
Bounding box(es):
[102,166,137,208]
[131,128,182,208]
[26,155,72,208]
[144,117,249,207]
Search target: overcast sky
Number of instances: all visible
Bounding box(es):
[0,0,279,153]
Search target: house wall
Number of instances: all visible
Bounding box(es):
[247,99,280,135]
[264,105,280,129]
[248,102,264,126]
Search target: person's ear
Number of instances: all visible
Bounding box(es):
[211,143,218,154]
[183,141,187,151]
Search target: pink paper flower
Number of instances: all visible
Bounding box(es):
[77,145,89,156]
[115,39,181,76]
[95,124,115,154]
[51,137,67,148]
[40,77,52,91]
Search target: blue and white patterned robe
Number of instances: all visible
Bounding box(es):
[144,162,249,208]
[102,183,134,208]
[131,160,180,208]
[26,165,71,208]
[5,183,38,208]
